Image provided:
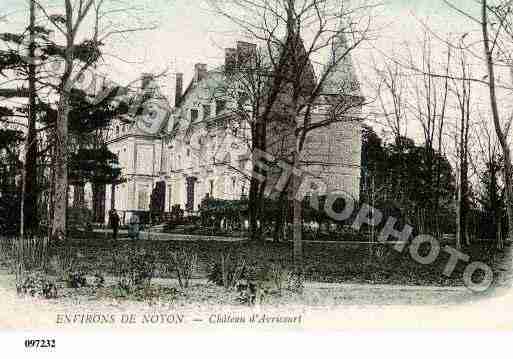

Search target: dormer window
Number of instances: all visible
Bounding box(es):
[191,109,199,121]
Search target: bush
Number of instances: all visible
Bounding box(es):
[49,247,89,288]
[0,192,20,236]
[267,262,291,293]
[2,237,49,290]
[235,262,292,305]
[200,198,248,230]
[67,206,93,231]
[235,279,258,305]
[168,249,197,290]
[93,273,105,288]
[112,248,156,294]
[207,251,246,289]
[16,272,57,299]
[63,272,88,288]
[106,284,180,302]
[49,248,75,275]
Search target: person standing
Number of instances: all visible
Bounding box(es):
[128,213,140,240]
[109,209,120,240]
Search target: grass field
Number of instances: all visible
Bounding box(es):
[1,237,507,288]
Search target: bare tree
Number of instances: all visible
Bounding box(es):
[373,35,453,236]
[373,58,409,140]
[32,0,155,240]
[475,111,504,248]
[203,45,275,240]
[436,0,513,242]
[210,0,375,286]
[450,46,473,249]
[402,35,452,234]
[479,0,513,242]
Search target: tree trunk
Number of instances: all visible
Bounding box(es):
[482,0,513,242]
[291,149,303,292]
[456,181,461,250]
[51,73,71,240]
[21,0,39,237]
[249,176,260,240]
[457,130,469,249]
[503,154,513,241]
[292,195,302,265]
[47,143,55,238]
[497,214,503,250]
[73,183,85,208]
[249,119,267,242]
[92,182,106,223]
[51,106,69,240]
[273,191,286,241]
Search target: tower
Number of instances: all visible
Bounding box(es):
[302,24,363,199]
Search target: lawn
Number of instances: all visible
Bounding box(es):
[1,237,507,288]
[0,237,511,310]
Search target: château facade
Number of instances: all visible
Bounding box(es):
[102,37,363,225]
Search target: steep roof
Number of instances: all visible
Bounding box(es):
[320,31,362,98]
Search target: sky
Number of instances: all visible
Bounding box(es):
[0,0,508,160]
[0,0,479,90]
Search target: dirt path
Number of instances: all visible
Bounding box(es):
[1,245,511,330]
[0,269,497,330]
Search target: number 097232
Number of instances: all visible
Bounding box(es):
[24,339,56,349]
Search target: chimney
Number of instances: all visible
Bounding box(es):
[175,73,183,107]
[141,73,154,89]
[225,48,237,72]
[236,41,256,69]
[194,63,207,83]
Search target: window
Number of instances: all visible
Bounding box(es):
[115,125,120,136]
[231,177,236,192]
[209,179,214,197]
[203,104,211,119]
[168,155,173,172]
[186,148,190,157]
[238,159,247,171]
[168,184,173,211]
[138,186,149,210]
[191,109,199,121]
[237,91,248,108]
[215,99,226,115]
